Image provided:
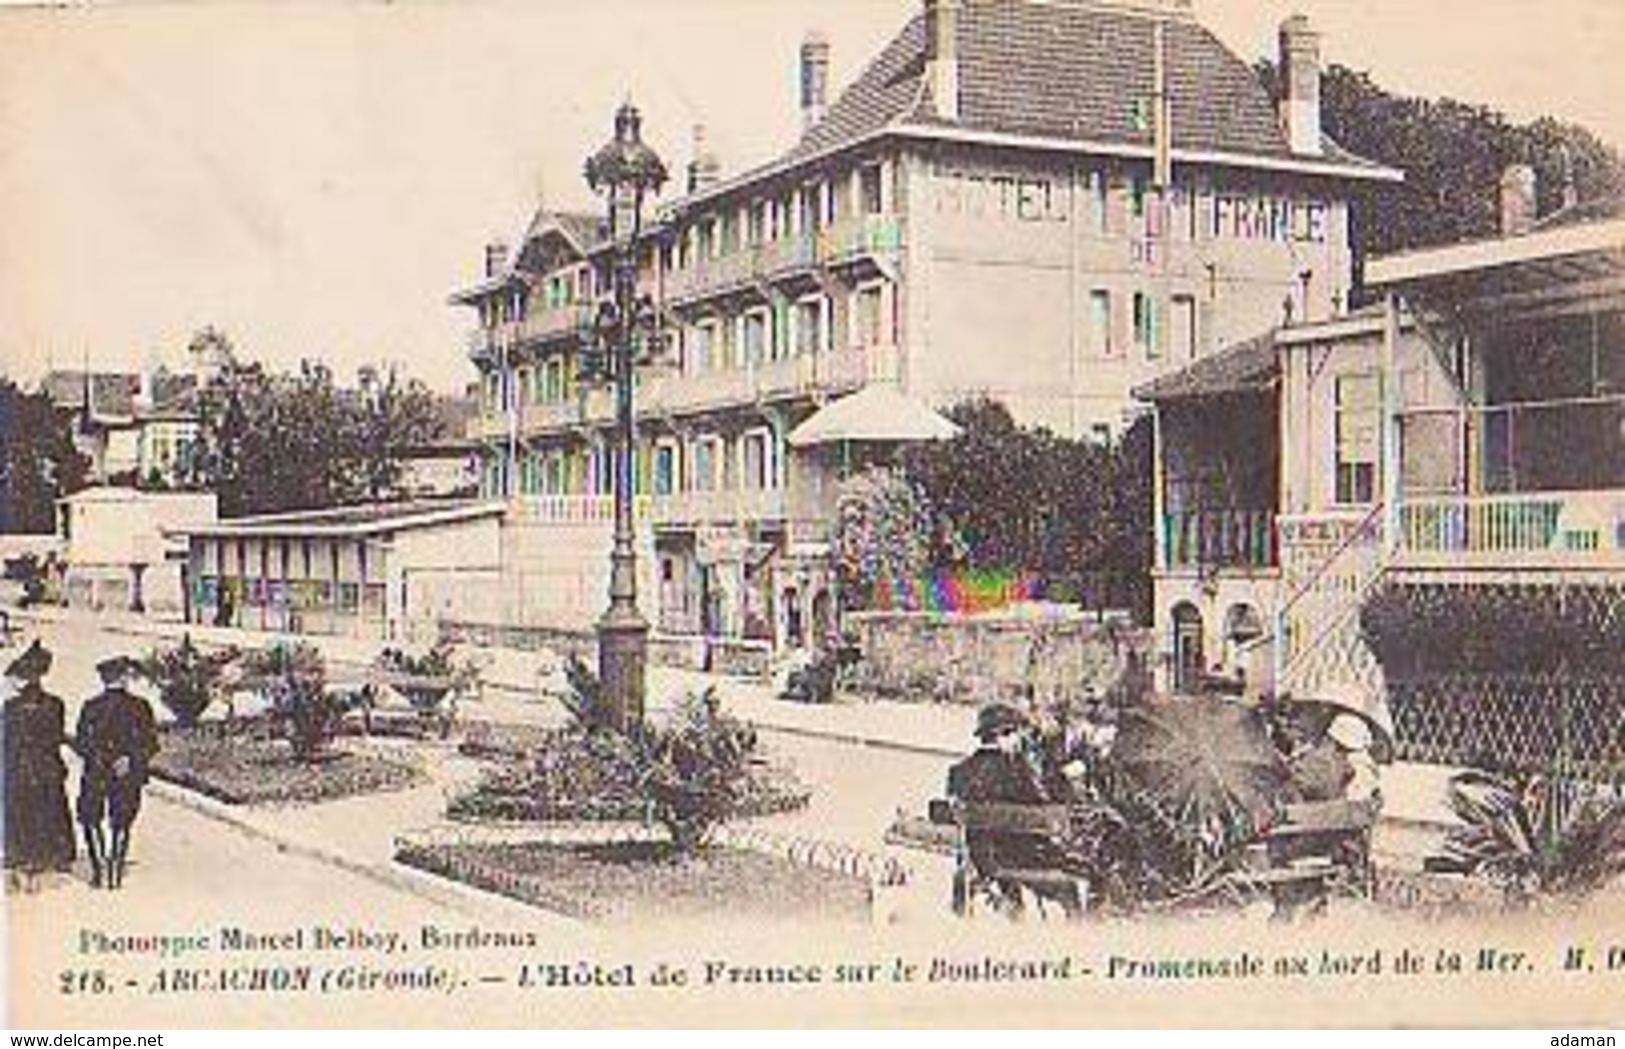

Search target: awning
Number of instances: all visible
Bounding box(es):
[787,384,960,447]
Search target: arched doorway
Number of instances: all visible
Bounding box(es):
[1171,602,1205,694]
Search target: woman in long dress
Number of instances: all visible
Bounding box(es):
[3,639,76,886]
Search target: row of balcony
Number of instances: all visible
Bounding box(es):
[663,214,903,304]
[1161,488,1624,576]
[509,488,792,530]
[467,344,899,440]
[464,215,905,363]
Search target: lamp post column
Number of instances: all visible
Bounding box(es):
[585,100,666,732]
[599,240,649,731]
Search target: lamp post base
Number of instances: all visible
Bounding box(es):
[598,606,649,731]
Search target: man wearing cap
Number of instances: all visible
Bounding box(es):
[3,640,76,885]
[74,654,159,889]
[946,703,1083,918]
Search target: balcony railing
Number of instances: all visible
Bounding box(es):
[660,214,901,305]
[464,321,524,361]
[817,214,903,264]
[515,304,590,347]
[1397,490,1623,565]
[512,488,788,528]
[1160,509,1276,571]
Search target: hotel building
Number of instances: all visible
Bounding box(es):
[453,0,1399,663]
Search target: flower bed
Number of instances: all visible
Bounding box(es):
[445,727,810,824]
[151,726,423,805]
[394,839,871,923]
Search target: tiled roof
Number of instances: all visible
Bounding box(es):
[549,211,609,252]
[453,209,606,305]
[1133,328,1279,402]
[790,14,929,161]
[786,1,1384,172]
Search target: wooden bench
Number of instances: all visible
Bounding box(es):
[1243,799,1377,917]
[929,799,1087,919]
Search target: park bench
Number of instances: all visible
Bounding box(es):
[928,798,1088,919]
[1229,798,1378,918]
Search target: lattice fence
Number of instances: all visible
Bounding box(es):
[1389,671,1625,777]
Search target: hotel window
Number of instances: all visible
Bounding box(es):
[860,164,884,214]
[719,212,739,255]
[697,218,717,260]
[1333,373,1380,505]
[543,358,566,402]
[1170,295,1198,361]
[1133,292,1160,359]
[653,443,678,497]
[853,284,886,347]
[543,453,566,496]
[800,184,823,235]
[1088,290,1113,356]
[741,430,772,490]
[747,202,767,247]
[1130,177,1148,223]
[1087,172,1108,234]
[742,310,770,366]
[692,438,718,492]
[794,297,826,356]
[689,321,717,374]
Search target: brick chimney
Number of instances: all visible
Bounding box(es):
[799,31,830,131]
[1278,14,1322,156]
[1500,164,1538,236]
[484,240,510,278]
[686,124,722,193]
[923,0,960,122]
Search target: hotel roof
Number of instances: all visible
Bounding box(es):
[675,0,1398,212]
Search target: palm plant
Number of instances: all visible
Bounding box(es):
[243,641,338,760]
[141,635,239,728]
[1439,770,1625,903]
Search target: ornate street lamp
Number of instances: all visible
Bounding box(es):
[584,100,668,730]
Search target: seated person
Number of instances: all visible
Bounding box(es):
[946,703,1082,918]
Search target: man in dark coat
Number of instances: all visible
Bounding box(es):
[74,655,159,889]
[946,703,1082,918]
[3,640,76,884]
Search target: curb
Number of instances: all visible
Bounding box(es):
[144,778,576,925]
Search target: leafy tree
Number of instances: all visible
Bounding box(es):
[192,347,445,517]
[896,399,1153,619]
[1254,60,1625,267]
[0,380,88,533]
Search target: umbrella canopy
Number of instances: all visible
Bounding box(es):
[787,384,960,447]
[1111,694,1289,840]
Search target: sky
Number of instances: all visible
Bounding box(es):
[1,0,1622,394]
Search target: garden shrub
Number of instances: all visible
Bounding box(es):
[142,634,239,728]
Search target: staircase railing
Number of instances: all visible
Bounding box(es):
[1272,503,1389,699]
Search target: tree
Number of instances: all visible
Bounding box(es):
[192,346,445,517]
[1255,60,1625,265]
[895,399,1152,618]
[0,380,88,533]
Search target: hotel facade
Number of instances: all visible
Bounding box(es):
[453,0,1399,662]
